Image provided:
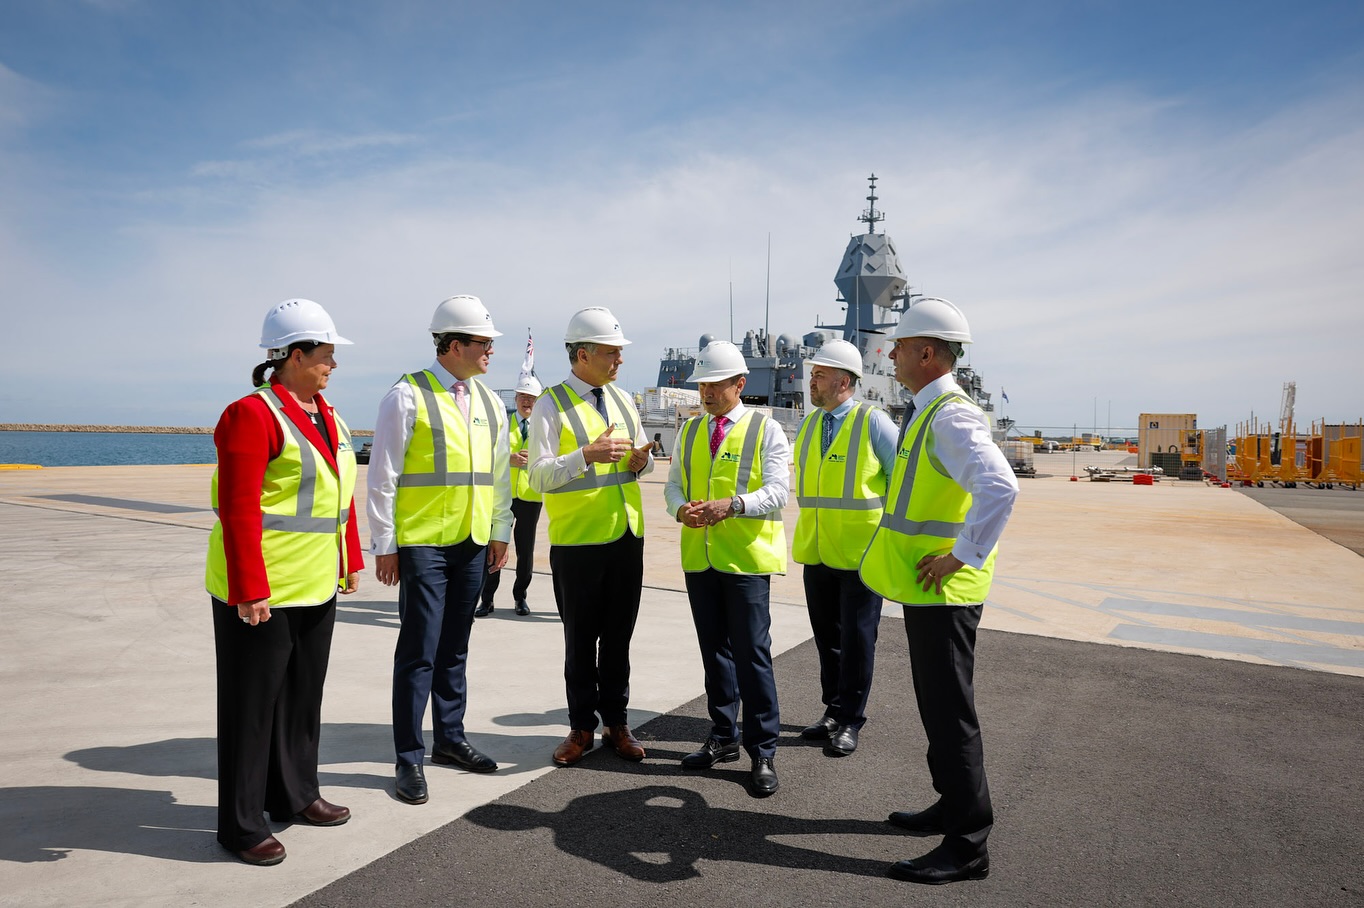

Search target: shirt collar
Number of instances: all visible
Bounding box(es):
[826,397,856,420]
[431,360,460,390]
[912,373,961,412]
[713,401,746,425]
[564,373,604,398]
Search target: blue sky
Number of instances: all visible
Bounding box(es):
[2,0,1362,433]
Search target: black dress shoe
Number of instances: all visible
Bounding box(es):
[825,724,858,756]
[887,847,989,885]
[799,716,838,739]
[431,741,498,773]
[514,599,530,616]
[887,801,945,835]
[750,757,778,797]
[680,736,741,769]
[395,763,428,804]
[474,602,493,617]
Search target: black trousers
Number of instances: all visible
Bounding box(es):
[549,532,643,730]
[481,497,542,605]
[802,563,883,729]
[213,596,335,852]
[684,568,780,758]
[903,603,993,859]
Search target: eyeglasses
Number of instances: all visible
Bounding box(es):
[463,338,495,352]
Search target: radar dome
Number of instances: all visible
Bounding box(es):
[698,333,716,349]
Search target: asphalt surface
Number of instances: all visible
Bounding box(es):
[1235,484,1364,557]
[294,625,1364,908]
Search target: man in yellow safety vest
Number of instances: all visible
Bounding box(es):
[791,339,898,758]
[526,307,653,768]
[477,372,544,618]
[859,298,1018,885]
[665,340,790,798]
[367,295,512,806]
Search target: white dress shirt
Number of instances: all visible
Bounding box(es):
[908,373,1019,569]
[664,401,791,519]
[366,360,512,555]
[525,372,654,494]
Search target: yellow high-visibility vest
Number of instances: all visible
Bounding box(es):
[859,390,996,605]
[677,411,785,575]
[393,371,501,547]
[792,401,886,570]
[206,389,357,606]
[540,382,643,545]
[509,415,541,503]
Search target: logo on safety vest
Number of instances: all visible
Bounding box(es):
[472,417,488,427]
[827,453,846,463]
[717,451,740,463]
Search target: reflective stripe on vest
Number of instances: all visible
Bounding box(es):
[858,390,995,605]
[540,382,644,545]
[792,401,886,569]
[678,411,785,575]
[393,371,499,546]
[206,389,356,606]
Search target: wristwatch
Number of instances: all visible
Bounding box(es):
[730,496,744,516]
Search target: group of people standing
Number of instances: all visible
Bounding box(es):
[206,293,1017,887]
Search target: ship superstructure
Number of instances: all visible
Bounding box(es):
[654,175,993,437]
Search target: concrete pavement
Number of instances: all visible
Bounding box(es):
[0,450,1360,906]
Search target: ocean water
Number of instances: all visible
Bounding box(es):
[0,432,218,467]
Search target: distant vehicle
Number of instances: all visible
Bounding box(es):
[355,441,372,465]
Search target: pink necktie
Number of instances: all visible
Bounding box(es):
[453,381,469,420]
[709,416,728,457]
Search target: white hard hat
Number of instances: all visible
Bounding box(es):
[260,299,352,359]
[891,297,972,344]
[430,295,502,338]
[564,307,631,346]
[808,339,864,379]
[686,340,749,383]
[515,373,543,396]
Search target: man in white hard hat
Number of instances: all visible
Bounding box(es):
[477,373,543,618]
[526,307,653,767]
[664,340,790,797]
[367,295,513,805]
[792,339,898,758]
[858,297,1018,885]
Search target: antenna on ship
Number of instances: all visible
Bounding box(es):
[861,173,884,235]
[764,233,772,357]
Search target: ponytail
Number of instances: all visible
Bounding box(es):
[250,341,321,388]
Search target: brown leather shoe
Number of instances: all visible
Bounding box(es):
[235,835,286,866]
[602,724,646,761]
[296,797,351,826]
[552,729,594,766]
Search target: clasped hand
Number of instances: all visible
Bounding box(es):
[678,499,731,529]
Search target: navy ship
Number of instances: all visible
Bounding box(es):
[653,175,994,433]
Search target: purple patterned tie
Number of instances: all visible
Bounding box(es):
[710,416,729,457]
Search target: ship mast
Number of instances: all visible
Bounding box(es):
[861,173,884,234]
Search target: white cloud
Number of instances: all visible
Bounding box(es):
[3,68,1361,434]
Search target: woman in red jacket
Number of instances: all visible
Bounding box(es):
[205,299,364,866]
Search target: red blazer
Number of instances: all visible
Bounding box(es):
[214,378,365,606]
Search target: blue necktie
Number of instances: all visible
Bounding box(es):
[821,411,834,456]
[591,388,607,421]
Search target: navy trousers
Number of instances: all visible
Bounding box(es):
[481,497,542,606]
[803,562,883,729]
[903,603,993,859]
[392,539,487,767]
[684,569,780,759]
[549,531,643,730]
[213,596,335,852]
